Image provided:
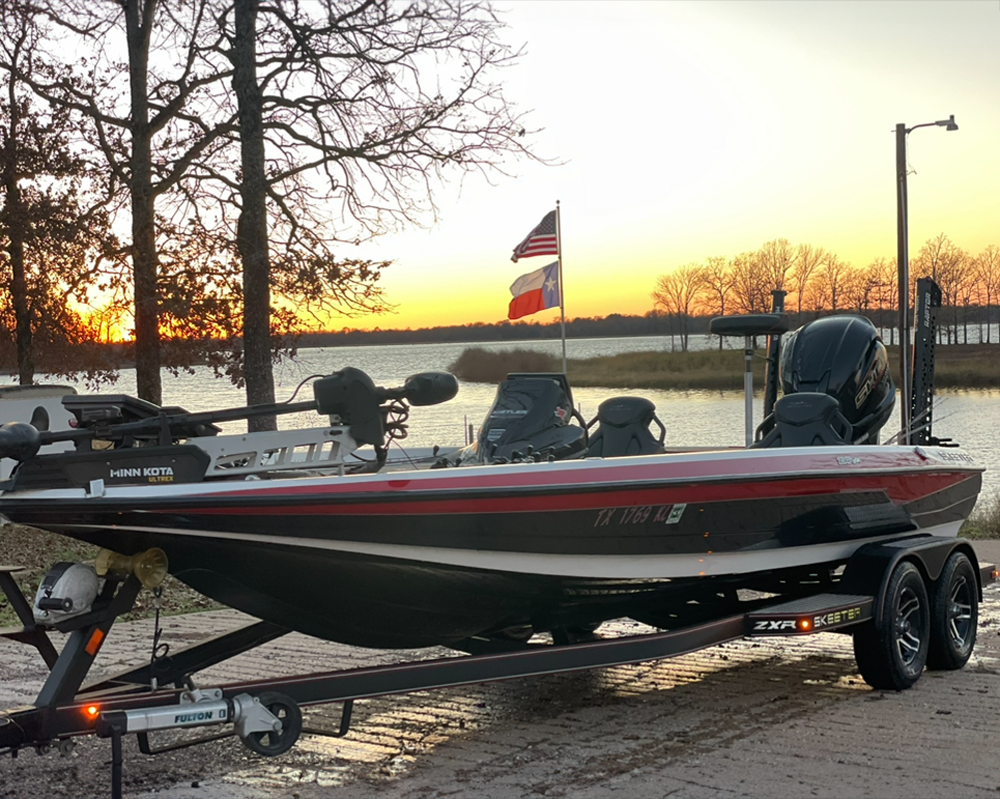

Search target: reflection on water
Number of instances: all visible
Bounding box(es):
[31,337,1000,497]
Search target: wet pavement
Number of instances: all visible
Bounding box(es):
[2,541,1000,799]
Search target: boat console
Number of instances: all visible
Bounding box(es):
[444,372,589,465]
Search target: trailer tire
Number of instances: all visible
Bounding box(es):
[241,692,302,757]
[853,560,929,691]
[926,551,978,671]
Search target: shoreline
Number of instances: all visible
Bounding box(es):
[5,340,1000,393]
[452,342,1000,392]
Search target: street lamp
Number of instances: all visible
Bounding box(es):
[895,114,958,444]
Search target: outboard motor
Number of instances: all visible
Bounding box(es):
[447,373,587,464]
[586,397,666,457]
[754,315,895,447]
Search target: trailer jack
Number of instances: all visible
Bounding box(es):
[95,688,301,799]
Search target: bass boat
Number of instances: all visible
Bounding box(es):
[0,314,983,649]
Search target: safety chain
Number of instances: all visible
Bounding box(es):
[148,586,170,691]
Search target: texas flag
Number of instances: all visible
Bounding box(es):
[508,261,560,320]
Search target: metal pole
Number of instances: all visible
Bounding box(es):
[743,335,753,447]
[763,289,786,419]
[555,200,567,374]
[895,123,911,444]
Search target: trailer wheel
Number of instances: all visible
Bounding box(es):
[853,561,929,691]
[926,551,978,671]
[241,692,302,757]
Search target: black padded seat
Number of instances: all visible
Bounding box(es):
[752,393,853,448]
[587,396,666,457]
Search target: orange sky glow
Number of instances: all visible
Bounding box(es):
[325,0,1000,332]
[76,1,999,340]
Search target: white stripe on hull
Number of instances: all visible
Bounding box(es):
[56,520,964,579]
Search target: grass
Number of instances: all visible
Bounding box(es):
[568,349,761,391]
[448,347,561,382]
[960,491,1000,540]
[449,342,1000,392]
[448,346,763,389]
[925,344,1000,389]
[0,524,219,628]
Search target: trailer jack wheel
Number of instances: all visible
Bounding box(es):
[240,692,302,756]
[927,551,978,671]
[853,561,929,691]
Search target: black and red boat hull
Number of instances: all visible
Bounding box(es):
[0,446,982,648]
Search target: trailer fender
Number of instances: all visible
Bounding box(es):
[838,536,981,629]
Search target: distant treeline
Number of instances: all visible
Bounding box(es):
[299,314,677,347]
[297,309,906,349]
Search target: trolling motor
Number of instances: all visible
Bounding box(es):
[0,368,459,488]
[312,367,458,447]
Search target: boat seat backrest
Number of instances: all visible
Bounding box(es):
[751,393,852,448]
[587,396,666,458]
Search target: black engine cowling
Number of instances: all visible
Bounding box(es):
[756,315,895,446]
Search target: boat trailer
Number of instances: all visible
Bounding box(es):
[1,535,995,799]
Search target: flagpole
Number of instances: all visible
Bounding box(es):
[555,200,567,374]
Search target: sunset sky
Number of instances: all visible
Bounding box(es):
[340,0,1000,332]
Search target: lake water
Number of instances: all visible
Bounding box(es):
[26,335,1000,497]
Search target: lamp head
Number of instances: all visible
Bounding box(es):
[936,114,958,131]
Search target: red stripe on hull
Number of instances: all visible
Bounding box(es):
[161,470,973,517]
[190,449,965,501]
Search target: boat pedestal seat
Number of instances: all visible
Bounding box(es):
[587,396,666,457]
[752,393,853,448]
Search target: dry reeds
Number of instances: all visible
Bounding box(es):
[449,347,559,383]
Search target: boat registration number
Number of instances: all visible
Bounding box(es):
[593,503,687,527]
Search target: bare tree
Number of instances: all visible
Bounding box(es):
[729,252,769,315]
[974,245,1000,343]
[696,255,733,350]
[790,243,825,318]
[868,256,898,344]
[756,238,797,297]
[197,0,538,418]
[813,253,851,313]
[5,1,240,404]
[841,263,878,314]
[914,234,966,343]
[0,0,115,384]
[652,264,703,352]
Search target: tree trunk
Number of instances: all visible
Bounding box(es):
[125,0,162,404]
[6,185,33,385]
[233,0,276,430]
[2,77,33,384]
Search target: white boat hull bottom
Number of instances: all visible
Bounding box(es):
[56,519,965,580]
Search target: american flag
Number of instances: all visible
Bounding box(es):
[511,210,558,262]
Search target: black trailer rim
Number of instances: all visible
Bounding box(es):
[946,573,974,648]
[894,585,926,669]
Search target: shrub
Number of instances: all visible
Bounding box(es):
[961,491,1000,539]
[449,347,559,383]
